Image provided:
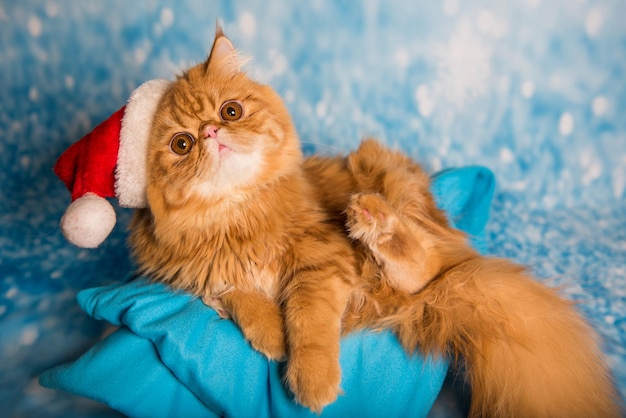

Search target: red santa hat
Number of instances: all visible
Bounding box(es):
[54,79,172,248]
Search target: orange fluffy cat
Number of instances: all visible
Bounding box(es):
[130,28,620,417]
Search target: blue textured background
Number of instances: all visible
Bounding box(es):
[1,1,625,416]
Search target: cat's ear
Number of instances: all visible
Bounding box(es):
[205,24,241,76]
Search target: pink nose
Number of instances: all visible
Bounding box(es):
[204,125,219,139]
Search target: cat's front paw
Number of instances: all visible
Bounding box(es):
[286,349,342,413]
[235,308,287,361]
[201,295,231,319]
[246,323,287,361]
[346,193,396,246]
[219,290,287,361]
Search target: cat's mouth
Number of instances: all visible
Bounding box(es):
[210,137,231,155]
[218,143,230,153]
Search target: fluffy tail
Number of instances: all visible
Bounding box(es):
[346,255,620,417]
[434,257,619,417]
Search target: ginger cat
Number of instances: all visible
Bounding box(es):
[130,28,620,416]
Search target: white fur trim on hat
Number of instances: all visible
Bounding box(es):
[115,79,172,208]
[60,193,117,248]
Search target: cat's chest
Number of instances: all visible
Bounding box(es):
[206,233,289,298]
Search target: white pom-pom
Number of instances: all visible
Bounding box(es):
[60,193,116,248]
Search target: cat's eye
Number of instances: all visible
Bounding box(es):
[219,100,244,122]
[169,132,195,156]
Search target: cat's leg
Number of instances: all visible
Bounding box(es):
[217,289,286,361]
[346,193,441,293]
[282,233,357,413]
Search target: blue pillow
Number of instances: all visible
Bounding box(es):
[40,166,495,418]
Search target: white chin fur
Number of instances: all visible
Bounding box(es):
[193,148,264,200]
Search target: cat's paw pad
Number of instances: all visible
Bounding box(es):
[202,295,231,319]
[346,193,396,245]
[286,350,342,413]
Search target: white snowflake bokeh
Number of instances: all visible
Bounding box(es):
[1,0,625,416]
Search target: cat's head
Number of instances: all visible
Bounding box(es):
[146,28,302,209]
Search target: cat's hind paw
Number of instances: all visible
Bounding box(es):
[347,193,438,294]
[346,193,397,247]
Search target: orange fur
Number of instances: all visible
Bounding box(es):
[129,29,620,416]
[336,140,621,417]
[130,30,357,411]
